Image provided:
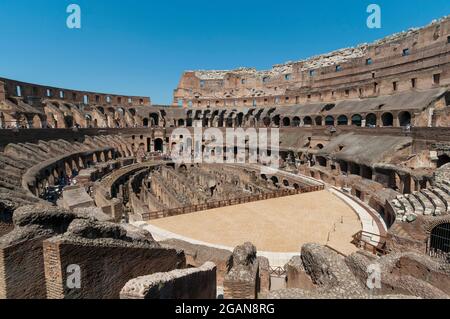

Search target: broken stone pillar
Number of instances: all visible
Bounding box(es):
[120,262,217,299]
[285,256,315,290]
[43,219,186,299]
[257,256,271,296]
[223,242,259,299]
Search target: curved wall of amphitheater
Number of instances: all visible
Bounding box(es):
[174,16,450,113]
[0,15,450,300]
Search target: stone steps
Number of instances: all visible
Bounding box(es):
[405,193,424,215]
[397,195,415,215]
[421,189,446,215]
[415,192,435,216]
[437,183,450,196]
[431,186,450,212]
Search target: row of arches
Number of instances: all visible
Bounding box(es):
[277,112,411,128]
[169,111,413,129]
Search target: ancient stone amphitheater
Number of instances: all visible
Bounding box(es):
[0,16,450,299]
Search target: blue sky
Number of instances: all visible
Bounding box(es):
[0,1,449,104]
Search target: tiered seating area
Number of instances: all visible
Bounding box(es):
[0,135,133,216]
[390,180,450,220]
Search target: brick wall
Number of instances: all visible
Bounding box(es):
[120,262,217,299]
[223,262,259,300]
[43,238,185,299]
[0,236,51,299]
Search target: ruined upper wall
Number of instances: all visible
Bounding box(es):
[0,77,151,107]
[174,15,450,107]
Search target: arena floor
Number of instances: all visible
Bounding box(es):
[148,190,362,255]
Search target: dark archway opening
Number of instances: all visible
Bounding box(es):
[398,111,411,127]
[366,113,377,127]
[337,115,348,126]
[351,114,362,127]
[429,223,450,257]
[437,155,450,168]
[325,116,334,126]
[382,113,394,127]
[303,117,312,126]
[154,138,163,152]
[292,117,301,127]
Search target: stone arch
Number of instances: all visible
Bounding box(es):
[85,114,93,128]
[315,116,323,126]
[272,115,281,127]
[337,115,348,126]
[381,112,394,127]
[437,154,450,168]
[292,117,301,127]
[366,113,377,127]
[429,222,450,257]
[351,114,362,127]
[178,119,185,127]
[263,117,271,127]
[282,117,291,127]
[143,118,149,127]
[236,113,244,127]
[398,111,412,127]
[150,113,159,126]
[303,116,313,126]
[270,176,279,186]
[325,116,334,126]
[154,138,164,152]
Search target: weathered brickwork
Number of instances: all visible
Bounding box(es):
[43,238,185,299]
[120,262,217,299]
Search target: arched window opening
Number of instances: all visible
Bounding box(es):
[429,223,450,259]
[398,111,412,127]
[366,113,377,127]
[351,114,362,127]
[325,116,334,126]
[337,115,348,126]
[303,116,313,126]
[315,116,322,126]
[382,113,394,127]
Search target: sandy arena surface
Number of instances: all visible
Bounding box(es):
[148,190,362,255]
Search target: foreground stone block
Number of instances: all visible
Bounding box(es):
[301,243,365,297]
[161,239,232,286]
[257,256,271,296]
[120,262,217,299]
[0,204,79,299]
[285,256,315,290]
[223,242,259,299]
[43,220,186,299]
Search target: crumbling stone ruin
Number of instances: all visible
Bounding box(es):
[0,15,449,299]
[120,262,217,299]
[277,243,450,299]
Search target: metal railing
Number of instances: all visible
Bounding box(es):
[352,230,388,256]
[141,184,324,220]
[269,266,286,277]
